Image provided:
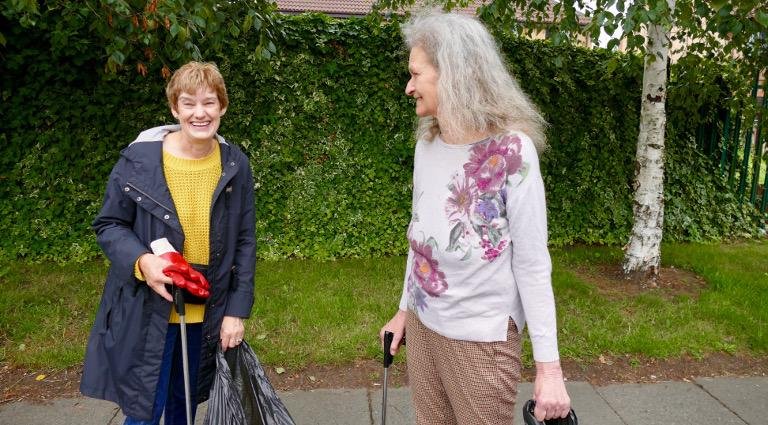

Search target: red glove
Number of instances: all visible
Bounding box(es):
[150,238,210,299]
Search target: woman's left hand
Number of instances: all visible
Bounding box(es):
[220,316,245,351]
[533,360,571,421]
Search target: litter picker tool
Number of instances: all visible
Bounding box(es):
[381,331,395,425]
[173,287,193,425]
[151,238,202,425]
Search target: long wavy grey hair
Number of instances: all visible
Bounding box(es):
[402,10,547,151]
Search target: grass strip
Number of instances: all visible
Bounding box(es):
[0,240,765,369]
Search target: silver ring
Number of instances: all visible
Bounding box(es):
[236,339,242,343]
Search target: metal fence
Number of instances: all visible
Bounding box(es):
[696,68,768,214]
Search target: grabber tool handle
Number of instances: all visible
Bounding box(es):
[383,331,394,368]
[173,286,185,315]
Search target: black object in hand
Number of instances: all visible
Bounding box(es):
[522,399,578,425]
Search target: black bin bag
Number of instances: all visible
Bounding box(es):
[204,340,296,425]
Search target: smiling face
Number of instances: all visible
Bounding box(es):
[405,46,439,118]
[171,86,226,145]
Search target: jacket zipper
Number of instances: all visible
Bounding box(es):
[126,182,174,213]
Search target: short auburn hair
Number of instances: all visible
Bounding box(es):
[165,61,229,110]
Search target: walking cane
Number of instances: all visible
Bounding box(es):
[381,331,394,425]
[173,287,193,425]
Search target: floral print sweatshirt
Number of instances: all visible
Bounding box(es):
[398,131,559,362]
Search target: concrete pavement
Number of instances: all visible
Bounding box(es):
[1,377,766,424]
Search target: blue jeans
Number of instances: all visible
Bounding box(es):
[124,323,203,425]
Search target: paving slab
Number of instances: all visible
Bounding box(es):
[513,383,534,425]
[562,381,624,425]
[597,381,745,425]
[2,378,765,425]
[0,397,120,425]
[95,400,210,424]
[369,381,622,425]
[280,388,371,425]
[370,387,414,425]
[695,376,768,425]
[511,382,623,425]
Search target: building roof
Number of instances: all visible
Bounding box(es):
[276,0,376,17]
[275,1,496,18]
[275,1,588,25]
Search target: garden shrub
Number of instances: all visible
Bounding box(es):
[0,13,760,263]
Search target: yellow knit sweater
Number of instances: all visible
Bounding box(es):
[135,144,222,323]
[164,144,221,323]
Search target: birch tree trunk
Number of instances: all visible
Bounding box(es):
[622,0,675,284]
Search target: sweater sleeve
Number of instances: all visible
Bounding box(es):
[506,134,560,362]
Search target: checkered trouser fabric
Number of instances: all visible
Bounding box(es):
[406,312,522,425]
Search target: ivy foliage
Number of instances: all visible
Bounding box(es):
[1,0,280,76]
[0,13,760,263]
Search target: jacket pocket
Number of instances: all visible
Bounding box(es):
[104,282,146,378]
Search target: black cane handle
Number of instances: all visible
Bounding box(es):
[383,331,394,368]
[173,286,185,315]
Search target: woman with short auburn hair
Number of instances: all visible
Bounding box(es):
[81,61,256,425]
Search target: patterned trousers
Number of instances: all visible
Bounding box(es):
[406,312,522,425]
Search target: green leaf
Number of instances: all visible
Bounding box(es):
[108,50,125,66]
[756,11,768,29]
[192,16,206,29]
[447,222,466,252]
[728,21,743,36]
[242,15,254,33]
[460,247,472,261]
[426,237,439,251]
[710,0,728,11]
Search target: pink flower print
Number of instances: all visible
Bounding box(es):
[410,239,448,296]
[445,176,474,221]
[480,236,507,262]
[463,135,523,194]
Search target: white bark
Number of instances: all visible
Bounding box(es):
[622,2,675,282]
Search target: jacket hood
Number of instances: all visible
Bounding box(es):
[130,124,227,145]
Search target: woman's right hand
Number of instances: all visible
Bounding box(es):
[137,253,174,302]
[379,309,407,356]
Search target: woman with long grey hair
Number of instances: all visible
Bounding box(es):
[380,10,571,424]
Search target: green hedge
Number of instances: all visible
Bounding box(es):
[0,13,760,263]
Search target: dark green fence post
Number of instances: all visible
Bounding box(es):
[728,113,742,187]
[762,162,768,212]
[749,88,766,204]
[737,72,762,202]
[696,124,705,150]
[737,126,753,202]
[719,111,731,175]
[709,125,718,158]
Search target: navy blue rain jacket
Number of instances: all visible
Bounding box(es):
[80,125,256,420]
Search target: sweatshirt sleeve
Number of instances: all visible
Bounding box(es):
[506,133,560,362]
[398,247,414,311]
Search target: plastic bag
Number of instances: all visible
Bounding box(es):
[204,340,296,425]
